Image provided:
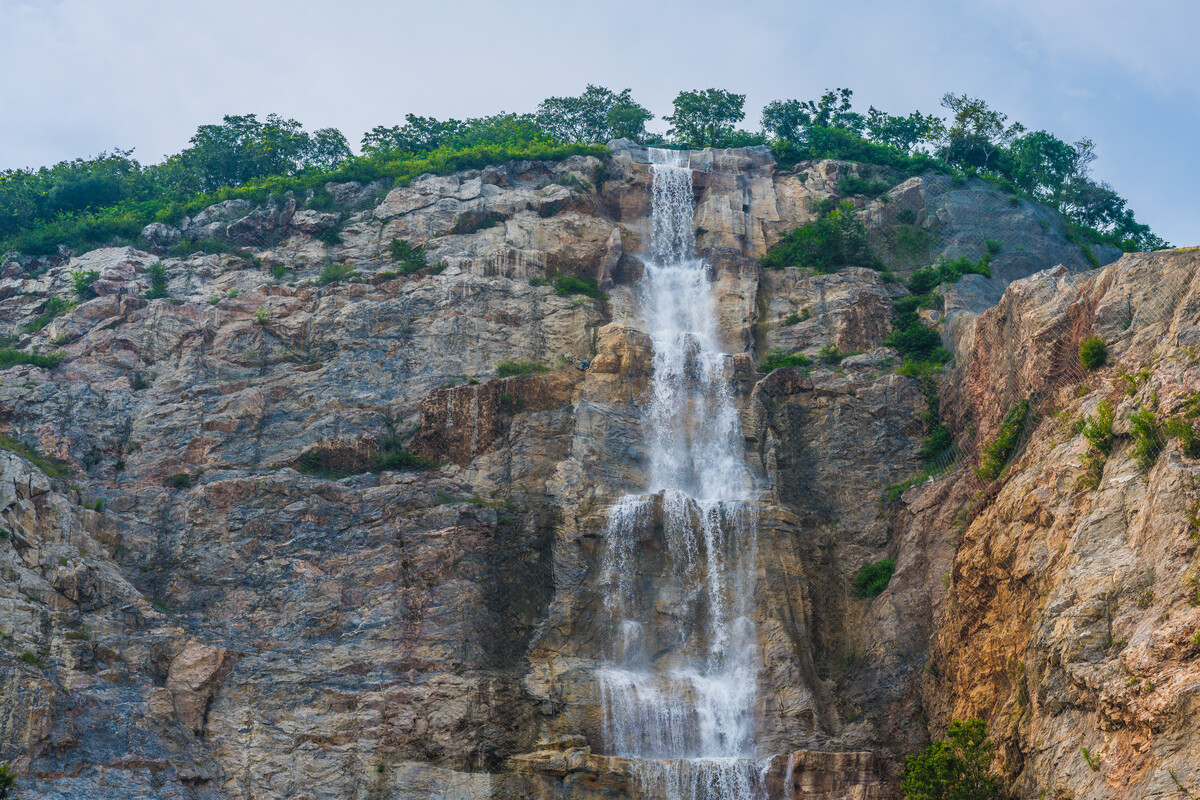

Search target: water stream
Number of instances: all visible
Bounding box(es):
[596,149,767,800]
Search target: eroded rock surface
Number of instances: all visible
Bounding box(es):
[0,144,1193,800]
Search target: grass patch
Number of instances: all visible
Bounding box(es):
[317,262,359,286]
[1078,399,1114,489]
[0,434,68,477]
[853,558,896,598]
[554,272,606,300]
[22,295,72,333]
[976,399,1030,481]
[0,349,64,370]
[760,348,812,373]
[496,360,549,378]
[390,238,427,274]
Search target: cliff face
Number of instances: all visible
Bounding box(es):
[0,142,1195,800]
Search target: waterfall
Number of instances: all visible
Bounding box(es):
[596,149,766,800]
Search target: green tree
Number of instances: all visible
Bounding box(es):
[901,719,1002,800]
[181,113,314,190]
[762,88,867,146]
[865,107,943,155]
[361,114,464,157]
[537,85,652,143]
[664,89,746,147]
[939,93,1026,172]
[303,128,353,171]
[0,763,14,800]
[1008,130,1078,202]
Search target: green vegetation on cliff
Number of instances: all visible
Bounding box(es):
[901,719,1001,800]
[0,84,1163,262]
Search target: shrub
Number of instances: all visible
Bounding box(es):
[853,558,896,598]
[818,343,861,364]
[901,719,1001,800]
[1078,399,1115,488]
[1129,407,1164,472]
[317,262,358,285]
[760,201,877,273]
[554,272,605,300]
[171,473,192,489]
[885,324,946,363]
[0,349,64,371]
[1166,417,1200,458]
[783,308,810,326]
[839,174,892,198]
[1079,336,1107,370]
[372,437,436,472]
[976,399,1030,481]
[760,349,812,373]
[22,295,72,333]
[453,210,502,234]
[896,208,917,225]
[390,238,427,274]
[0,762,15,799]
[908,255,991,296]
[985,238,1002,255]
[496,360,549,378]
[144,263,169,299]
[315,227,343,245]
[270,264,287,280]
[71,269,100,300]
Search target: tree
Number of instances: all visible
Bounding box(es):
[0,764,14,800]
[939,93,1026,172]
[865,108,943,155]
[664,89,746,147]
[901,719,1002,800]
[762,88,865,145]
[303,128,353,172]
[536,85,652,143]
[181,113,314,190]
[360,114,463,157]
[1008,130,1078,201]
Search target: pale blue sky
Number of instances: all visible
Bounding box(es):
[2,0,1196,245]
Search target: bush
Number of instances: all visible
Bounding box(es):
[171,473,192,489]
[22,295,72,334]
[554,272,606,300]
[314,227,343,245]
[496,360,549,378]
[1166,417,1200,458]
[144,263,169,299]
[0,349,64,371]
[901,719,1001,800]
[372,437,437,472]
[1079,336,1107,370]
[390,238,427,274]
[1078,399,1114,489]
[760,201,877,273]
[853,558,896,598]
[1129,407,1164,472]
[0,762,14,799]
[760,348,812,373]
[818,343,860,364]
[839,174,892,198]
[976,400,1030,481]
[908,255,990,296]
[317,262,358,285]
[71,269,100,301]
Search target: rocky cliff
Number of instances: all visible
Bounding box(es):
[0,141,1195,800]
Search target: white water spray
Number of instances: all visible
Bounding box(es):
[597,149,766,800]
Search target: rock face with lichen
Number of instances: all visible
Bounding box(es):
[0,141,1196,800]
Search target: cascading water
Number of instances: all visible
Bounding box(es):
[597,149,768,800]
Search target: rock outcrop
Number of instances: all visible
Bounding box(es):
[0,142,1194,800]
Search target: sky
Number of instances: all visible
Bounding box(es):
[2,0,1197,246]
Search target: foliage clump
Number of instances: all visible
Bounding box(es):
[853,558,896,598]
[496,360,549,378]
[760,201,876,273]
[900,719,1001,800]
[22,296,72,334]
[976,399,1030,481]
[0,349,64,371]
[907,255,991,296]
[1129,406,1164,472]
[1078,399,1115,489]
[760,349,812,373]
[390,238,427,274]
[0,433,68,478]
[1078,336,1107,370]
[553,272,606,300]
[317,263,358,286]
[144,264,169,299]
